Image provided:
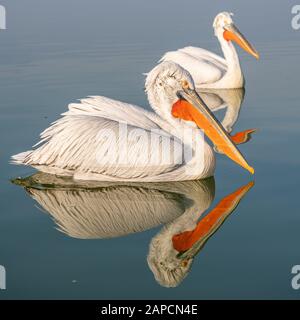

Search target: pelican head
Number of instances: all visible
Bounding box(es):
[147,233,194,288]
[213,11,259,59]
[145,61,254,174]
[145,61,195,111]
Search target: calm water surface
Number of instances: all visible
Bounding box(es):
[0,0,300,299]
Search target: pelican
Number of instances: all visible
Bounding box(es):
[12,61,254,181]
[160,12,259,89]
[12,173,253,287]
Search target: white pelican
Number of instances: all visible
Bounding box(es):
[160,12,259,89]
[13,173,253,287]
[12,61,254,181]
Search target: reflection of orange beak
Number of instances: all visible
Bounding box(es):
[231,129,257,145]
[172,181,254,253]
[223,23,259,59]
[172,89,254,174]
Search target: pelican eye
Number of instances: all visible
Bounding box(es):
[181,80,190,89]
[181,259,189,267]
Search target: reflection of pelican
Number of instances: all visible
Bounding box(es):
[160,12,259,89]
[199,88,245,133]
[147,181,253,287]
[198,88,256,149]
[13,173,214,239]
[12,62,254,179]
[13,173,253,287]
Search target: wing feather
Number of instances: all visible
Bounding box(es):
[13,96,186,181]
[180,46,227,68]
[160,48,226,86]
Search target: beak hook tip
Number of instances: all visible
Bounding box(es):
[249,167,255,175]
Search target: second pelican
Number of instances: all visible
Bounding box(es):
[160,12,259,89]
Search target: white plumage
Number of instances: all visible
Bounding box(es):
[161,46,226,87]
[160,12,259,89]
[12,62,216,181]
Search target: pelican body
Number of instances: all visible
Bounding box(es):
[160,12,259,89]
[12,62,254,181]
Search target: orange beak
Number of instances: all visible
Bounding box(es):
[172,181,254,253]
[231,129,257,145]
[172,89,254,174]
[223,23,259,59]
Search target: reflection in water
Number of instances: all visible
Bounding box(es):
[13,173,253,288]
[199,88,256,151]
[199,88,245,133]
[148,181,253,287]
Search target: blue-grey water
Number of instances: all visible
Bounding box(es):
[0,0,300,299]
